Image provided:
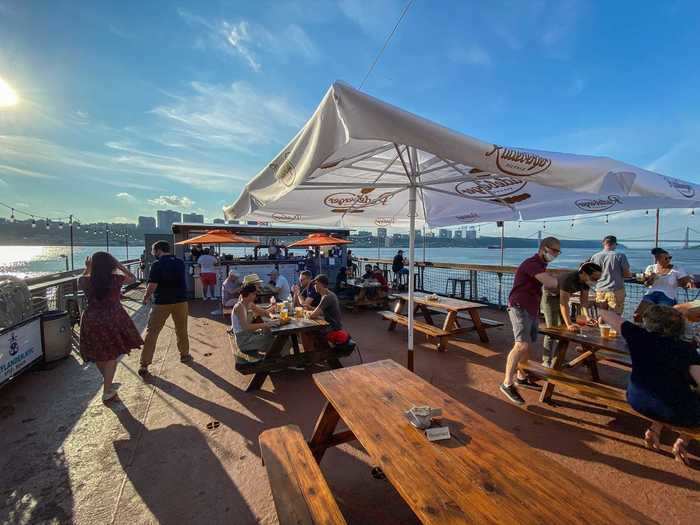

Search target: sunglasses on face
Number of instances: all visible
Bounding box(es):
[547,246,561,255]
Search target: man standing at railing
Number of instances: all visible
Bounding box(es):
[501,237,560,405]
[589,235,632,315]
[139,241,192,377]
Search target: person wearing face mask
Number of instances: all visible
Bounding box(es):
[501,237,561,405]
[540,262,603,367]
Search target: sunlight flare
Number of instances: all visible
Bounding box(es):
[0,76,18,107]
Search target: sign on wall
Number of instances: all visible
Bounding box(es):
[0,315,43,388]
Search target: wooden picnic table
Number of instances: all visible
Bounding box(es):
[346,278,382,289]
[387,292,492,346]
[308,359,653,525]
[234,317,331,391]
[539,325,630,400]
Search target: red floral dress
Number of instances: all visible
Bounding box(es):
[79,274,143,362]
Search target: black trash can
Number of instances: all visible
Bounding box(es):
[41,310,71,362]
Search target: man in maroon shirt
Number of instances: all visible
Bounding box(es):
[501,237,560,405]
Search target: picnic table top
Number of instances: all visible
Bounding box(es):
[312,359,651,525]
[540,325,629,353]
[270,317,328,335]
[394,291,485,312]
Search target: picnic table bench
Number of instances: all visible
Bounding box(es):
[259,424,347,525]
[231,318,355,391]
[380,292,500,350]
[521,361,700,443]
[308,359,654,524]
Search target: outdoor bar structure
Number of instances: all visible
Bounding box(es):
[170,223,351,299]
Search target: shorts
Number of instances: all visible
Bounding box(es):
[595,289,625,314]
[200,273,217,286]
[641,291,676,307]
[508,306,538,343]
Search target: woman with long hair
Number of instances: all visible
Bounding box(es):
[79,252,143,403]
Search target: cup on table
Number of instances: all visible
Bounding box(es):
[599,323,611,338]
[303,310,311,320]
[608,328,618,338]
[295,306,303,319]
[575,315,587,327]
[280,308,289,321]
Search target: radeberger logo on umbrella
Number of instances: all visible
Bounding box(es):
[455,175,527,199]
[455,212,479,222]
[272,213,302,223]
[269,151,296,187]
[485,145,551,176]
[374,217,395,226]
[574,195,622,211]
[324,188,394,214]
[665,177,695,198]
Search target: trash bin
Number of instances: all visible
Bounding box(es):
[42,310,71,362]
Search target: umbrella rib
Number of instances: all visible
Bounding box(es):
[421,185,515,210]
[436,156,517,211]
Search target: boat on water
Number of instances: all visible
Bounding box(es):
[487,245,501,249]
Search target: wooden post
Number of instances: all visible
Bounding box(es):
[654,208,660,247]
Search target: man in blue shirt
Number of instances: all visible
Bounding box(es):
[140,241,192,376]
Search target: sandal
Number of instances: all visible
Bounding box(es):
[102,390,120,404]
[672,437,690,466]
[643,428,661,451]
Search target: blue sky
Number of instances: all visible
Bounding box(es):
[1,0,699,245]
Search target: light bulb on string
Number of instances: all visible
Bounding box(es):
[31,218,36,228]
[605,215,609,224]
[645,210,649,215]
[543,221,546,230]
[692,209,696,216]
[570,219,574,229]
[45,219,50,230]
[58,222,63,230]
[10,208,15,223]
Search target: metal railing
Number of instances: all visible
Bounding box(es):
[24,259,143,317]
[356,257,700,319]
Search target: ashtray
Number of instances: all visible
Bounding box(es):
[405,405,442,430]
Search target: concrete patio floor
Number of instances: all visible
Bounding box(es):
[0,285,698,524]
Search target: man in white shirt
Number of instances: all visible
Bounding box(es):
[197,249,219,300]
[268,268,290,301]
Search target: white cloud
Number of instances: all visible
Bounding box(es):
[148,195,195,209]
[0,163,56,179]
[339,0,403,37]
[116,192,136,203]
[222,21,261,72]
[448,45,492,66]
[177,9,320,71]
[150,81,306,152]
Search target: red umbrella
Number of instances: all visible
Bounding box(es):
[287,233,352,248]
[175,229,259,245]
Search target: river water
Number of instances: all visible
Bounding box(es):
[3,244,700,279]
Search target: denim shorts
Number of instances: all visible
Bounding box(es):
[508,306,539,343]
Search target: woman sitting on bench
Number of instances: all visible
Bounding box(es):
[229,284,280,361]
[600,306,700,465]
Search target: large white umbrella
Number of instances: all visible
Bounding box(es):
[225,81,700,370]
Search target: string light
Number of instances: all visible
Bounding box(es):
[570,218,575,228]
[692,209,696,216]
[542,221,546,230]
[645,210,649,215]
[605,214,609,224]
[31,218,36,228]
[58,222,63,230]
[45,218,50,230]
[10,208,15,223]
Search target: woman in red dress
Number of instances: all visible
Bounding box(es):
[79,252,143,403]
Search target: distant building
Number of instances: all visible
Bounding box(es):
[157,210,182,231]
[454,230,463,239]
[439,229,452,239]
[357,230,372,237]
[212,218,225,224]
[183,213,204,223]
[138,216,156,231]
[465,227,477,240]
[228,220,240,225]
[415,229,422,238]
[377,227,387,238]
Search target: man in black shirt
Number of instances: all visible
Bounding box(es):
[140,241,192,376]
[392,250,408,290]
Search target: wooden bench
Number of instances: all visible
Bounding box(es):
[379,310,450,350]
[520,362,700,441]
[594,349,632,369]
[259,425,347,525]
[455,312,503,329]
[235,343,356,375]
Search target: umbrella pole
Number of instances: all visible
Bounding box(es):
[655,208,660,248]
[408,184,416,372]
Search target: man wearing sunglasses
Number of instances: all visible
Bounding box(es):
[501,237,560,405]
[639,248,692,309]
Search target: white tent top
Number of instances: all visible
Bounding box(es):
[225,81,700,228]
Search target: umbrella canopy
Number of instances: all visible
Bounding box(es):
[226,82,700,227]
[225,81,700,371]
[287,233,352,248]
[175,229,259,245]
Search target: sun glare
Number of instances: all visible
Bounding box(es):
[0,76,19,107]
